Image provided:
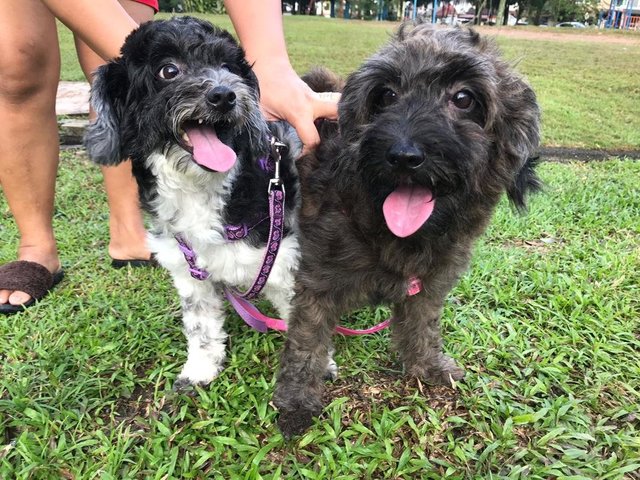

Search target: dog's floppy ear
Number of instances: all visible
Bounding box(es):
[507,156,542,212]
[84,59,129,166]
[494,75,542,211]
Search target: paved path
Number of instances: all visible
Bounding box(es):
[55,80,639,159]
[475,25,640,46]
[57,81,90,116]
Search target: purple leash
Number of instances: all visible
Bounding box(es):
[175,136,286,298]
[227,187,284,299]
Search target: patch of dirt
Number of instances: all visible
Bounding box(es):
[539,147,640,161]
[505,235,564,253]
[474,25,640,46]
[323,371,468,438]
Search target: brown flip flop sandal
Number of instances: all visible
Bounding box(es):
[0,261,65,315]
[110,253,159,269]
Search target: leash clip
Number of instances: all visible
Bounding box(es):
[268,137,286,193]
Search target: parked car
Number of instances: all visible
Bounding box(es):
[556,21,586,28]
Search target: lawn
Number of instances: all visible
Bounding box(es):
[2,13,640,480]
[57,14,640,151]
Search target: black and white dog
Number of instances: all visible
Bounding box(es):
[85,17,302,388]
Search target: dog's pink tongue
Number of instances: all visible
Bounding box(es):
[184,125,236,172]
[383,185,435,238]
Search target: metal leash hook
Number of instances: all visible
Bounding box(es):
[268,136,287,193]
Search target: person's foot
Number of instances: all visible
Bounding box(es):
[0,245,61,308]
[108,221,151,263]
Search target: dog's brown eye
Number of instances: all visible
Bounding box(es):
[220,63,240,75]
[158,64,181,80]
[451,90,474,110]
[380,88,397,107]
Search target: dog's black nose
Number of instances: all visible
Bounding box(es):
[206,86,236,113]
[386,142,425,170]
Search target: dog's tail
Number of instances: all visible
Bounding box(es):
[302,67,345,93]
[507,156,543,213]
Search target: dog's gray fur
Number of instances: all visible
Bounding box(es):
[274,22,541,437]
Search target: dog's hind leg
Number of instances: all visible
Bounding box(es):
[273,290,339,438]
[391,292,464,386]
[173,279,228,390]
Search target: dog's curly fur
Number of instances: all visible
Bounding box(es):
[274,22,541,437]
[85,17,303,388]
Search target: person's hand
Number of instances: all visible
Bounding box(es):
[252,59,339,153]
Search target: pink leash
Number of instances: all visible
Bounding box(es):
[224,277,423,336]
[224,289,392,336]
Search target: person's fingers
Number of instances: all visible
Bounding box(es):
[311,94,340,120]
[290,116,321,154]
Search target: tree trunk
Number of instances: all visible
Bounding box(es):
[497,0,507,25]
[474,0,486,24]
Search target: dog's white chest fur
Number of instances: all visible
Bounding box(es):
[144,150,298,386]
[147,150,298,294]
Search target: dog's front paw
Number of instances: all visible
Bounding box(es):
[407,354,465,386]
[173,375,219,393]
[324,356,339,382]
[277,408,318,439]
[174,361,224,391]
[273,385,324,438]
[173,376,199,394]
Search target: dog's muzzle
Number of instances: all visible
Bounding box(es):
[178,85,242,173]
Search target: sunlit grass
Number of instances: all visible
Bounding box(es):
[57,14,640,150]
[1,151,638,479]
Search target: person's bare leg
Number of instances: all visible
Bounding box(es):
[0,0,62,307]
[75,0,154,261]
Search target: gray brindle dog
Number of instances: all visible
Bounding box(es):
[274,22,541,437]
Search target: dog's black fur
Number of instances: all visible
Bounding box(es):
[274,22,541,437]
[86,16,299,246]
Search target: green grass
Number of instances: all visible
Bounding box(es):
[57,14,640,150]
[2,13,639,480]
[1,152,639,478]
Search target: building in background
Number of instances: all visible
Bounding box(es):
[599,0,640,29]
